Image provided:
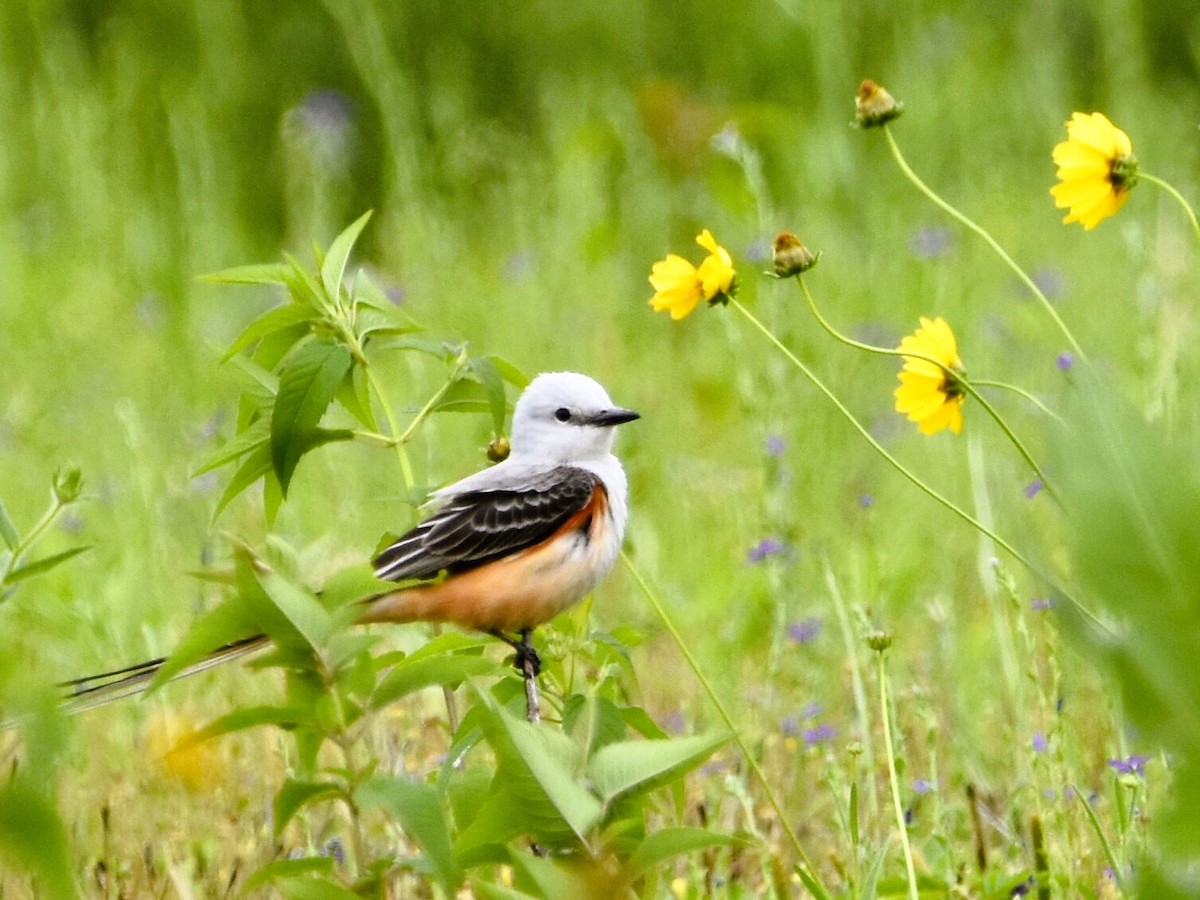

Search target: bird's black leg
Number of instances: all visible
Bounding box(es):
[489,629,542,723]
[489,629,542,677]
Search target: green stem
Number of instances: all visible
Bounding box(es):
[0,496,65,587]
[972,380,1062,423]
[1140,171,1200,251]
[731,298,1106,631]
[620,550,831,898]
[796,279,1054,492]
[363,367,415,492]
[882,125,1089,364]
[1074,785,1125,894]
[876,649,919,900]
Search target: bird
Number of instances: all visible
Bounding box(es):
[60,371,639,711]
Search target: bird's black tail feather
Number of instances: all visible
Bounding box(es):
[57,634,270,715]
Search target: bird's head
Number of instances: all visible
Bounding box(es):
[508,372,639,464]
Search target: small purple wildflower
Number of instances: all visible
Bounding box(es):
[909,227,952,259]
[780,714,799,738]
[1031,597,1054,611]
[1024,480,1044,499]
[858,493,874,509]
[786,618,822,644]
[800,701,823,720]
[1032,732,1048,753]
[764,434,787,457]
[1056,352,1075,372]
[748,537,787,563]
[1108,754,1151,777]
[912,778,935,795]
[803,724,836,747]
[661,711,686,735]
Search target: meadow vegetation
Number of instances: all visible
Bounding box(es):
[2,1,1200,896]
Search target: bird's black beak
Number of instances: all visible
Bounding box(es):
[591,407,640,427]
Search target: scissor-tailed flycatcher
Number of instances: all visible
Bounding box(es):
[61,372,638,710]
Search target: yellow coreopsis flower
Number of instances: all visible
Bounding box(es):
[1051,112,1138,230]
[894,316,966,436]
[649,229,736,319]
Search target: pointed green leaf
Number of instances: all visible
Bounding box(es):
[270,338,353,494]
[469,357,508,435]
[508,846,598,898]
[0,497,19,550]
[274,780,346,837]
[146,598,262,693]
[320,210,373,303]
[241,857,336,893]
[356,774,461,893]
[189,704,310,743]
[193,421,269,477]
[212,440,273,521]
[471,881,542,900]
[373,654,499,708]
[201,262,292,285]
[226,353,279,400]
[255,568,334,650]
[367,335,461,362]
[626,827,749,879]
[222,304,316,362]
[587,731,730,806]
[335,364,375,429]
[0,784,77,899]
[3,545,92,586]
[472,688,602,841]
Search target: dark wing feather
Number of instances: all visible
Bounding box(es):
[372,467,600,582]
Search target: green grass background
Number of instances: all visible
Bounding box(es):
[2,0,1199,894]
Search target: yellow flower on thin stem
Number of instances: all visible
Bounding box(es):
[1051,112,1138,231]
[894,317,966,436]
[649,229,736,319]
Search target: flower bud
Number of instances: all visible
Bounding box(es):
[771,231,819,277]
[52,467,84,505]
[487,436,511,463]
[855,79,903,128]
[866,629,893,652]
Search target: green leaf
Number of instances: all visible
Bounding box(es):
[335,363,375,429]
[222,303,316,362]
[356,774,461,893]
[189,704,310,744]
[587,731,730,806]
[432,378,492,415]
[0,784,77,899]
[270,338,353,494]
[508,846,598,898]
[281,253,329,312]
[858,835,891,900]
[241,857,336,893]
[471,881,542,900]
[255,568,334,651]
[626,827,749,879]
[469,357,509,435]
[3,545,92,586]
[368,334,461,363]
[212,440,273,521]
[274,779,346,837]
[201,262,292,285]
[192,421,269,477]
[321,210,373,303]
[471,688,602,841]
[373,653,499,709]
[147,599,260,693]
[0,497,19,550]
[319,562,395,611]
[562,694,627,757]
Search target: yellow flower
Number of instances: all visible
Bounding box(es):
[894,317,966,436]
[1051,112,1138,230]
[143,708,221,791]
[649,229,736,319]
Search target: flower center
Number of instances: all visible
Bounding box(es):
[1109,154,1139,193]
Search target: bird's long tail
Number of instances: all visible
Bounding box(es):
[57,634,270,715]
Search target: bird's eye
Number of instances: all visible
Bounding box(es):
[554,407,572,423]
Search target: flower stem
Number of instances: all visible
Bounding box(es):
[876,647,919,900]
[882,125,1089,364]
[795,279,1054,493]
[972,380,1062,423]
[1140,171,1200,251]
[620,550,831,898]
[0,495,68,589]
[730,298,1104,629]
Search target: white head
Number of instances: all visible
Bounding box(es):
[509,372,639,464]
